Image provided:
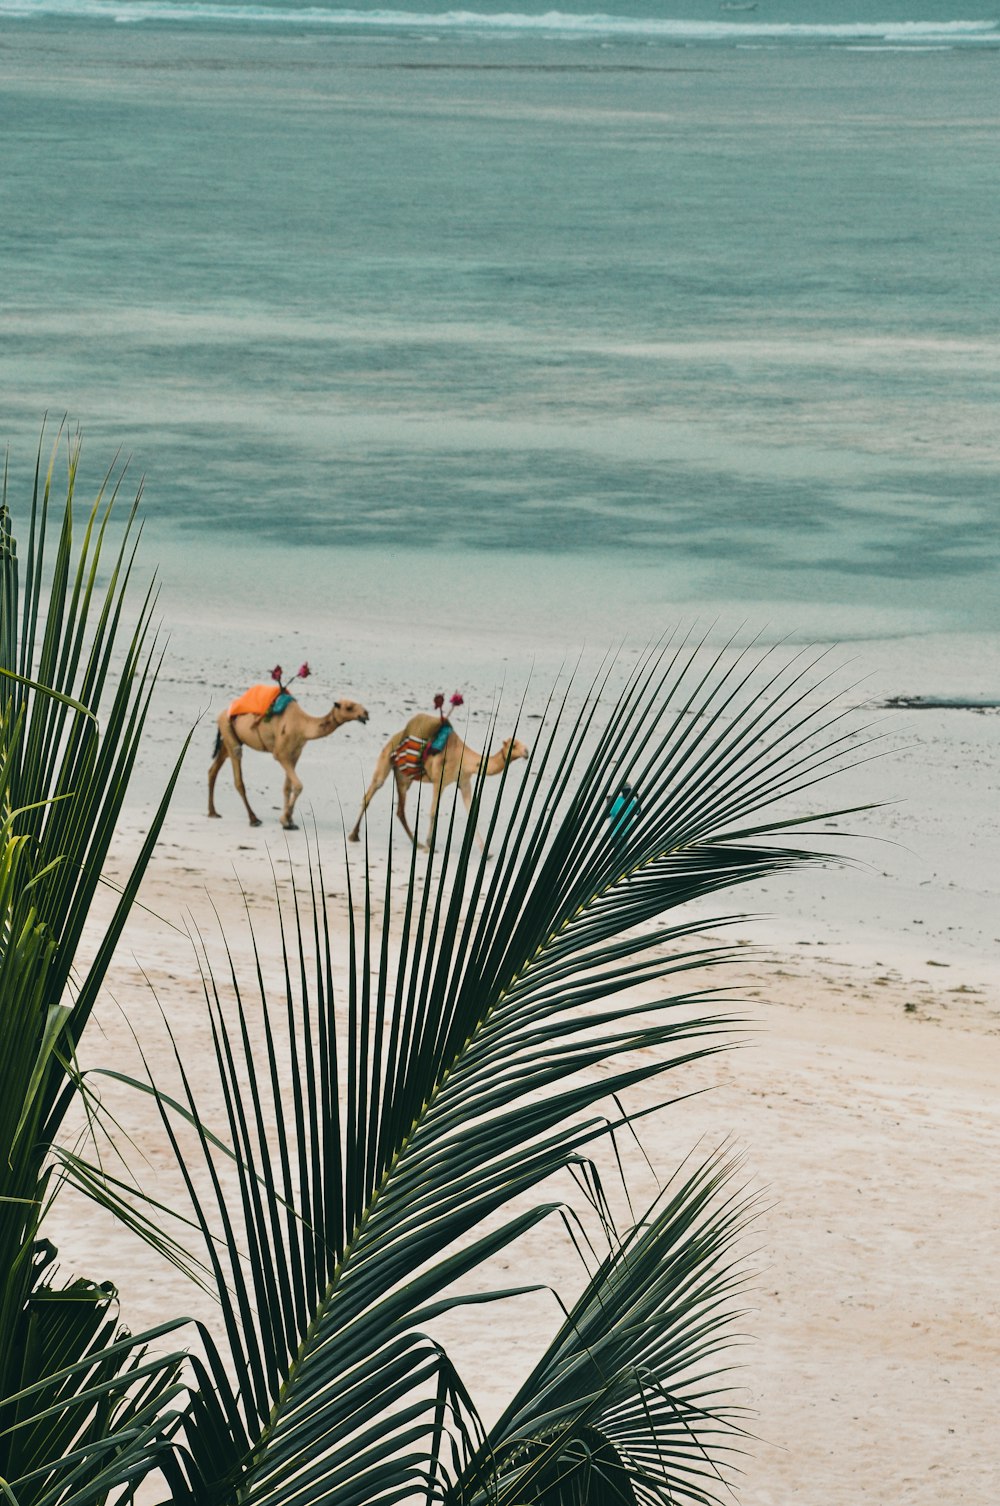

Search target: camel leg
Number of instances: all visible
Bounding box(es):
[422,784,440,850]
[207,741,227,818]
[424,768,458,850]
[348,739,396,842]
[228,747,263,828]
[278,754,304,831]
[419,753,458,850]
[210,715,262,826]
[458,777,488,854]
[395,775,419,845]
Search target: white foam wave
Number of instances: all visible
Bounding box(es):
[3,0,999,43]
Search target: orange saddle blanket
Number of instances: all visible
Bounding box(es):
[227,683,281,720]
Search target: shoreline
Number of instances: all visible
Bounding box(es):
[126,577,1000,988]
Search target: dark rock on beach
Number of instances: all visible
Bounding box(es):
[883,695,1000,712]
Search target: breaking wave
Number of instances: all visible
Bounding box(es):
[4,0,1000,44]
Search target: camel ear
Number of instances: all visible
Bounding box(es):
[334,701,342,710]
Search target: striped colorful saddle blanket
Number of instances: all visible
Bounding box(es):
[391,722,452,781]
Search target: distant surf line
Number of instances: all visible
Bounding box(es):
[4,0,1000,45]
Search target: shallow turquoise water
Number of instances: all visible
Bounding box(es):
[1,5,998,638]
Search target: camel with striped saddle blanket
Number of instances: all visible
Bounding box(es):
[348,712,529,851]
[208,686,369,830]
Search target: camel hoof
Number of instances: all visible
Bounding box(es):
[208,811,221,819]
[250,818,262,828]
[348,831,360,843]
[283,821,299,831]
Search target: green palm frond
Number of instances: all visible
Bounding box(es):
[0,1245,188,1506]
[1,430,187,1071]
[1,429,191,1505]
[108,637,865,1505]
[454,1151,758,1506]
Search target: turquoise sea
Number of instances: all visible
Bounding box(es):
[1,0,999,645]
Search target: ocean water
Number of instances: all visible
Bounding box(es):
[2,3,997,989]
[1,0,999,648]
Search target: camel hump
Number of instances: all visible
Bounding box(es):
[403,712,446,742]
[228,683,282,719]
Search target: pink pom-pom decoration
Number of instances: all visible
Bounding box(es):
[450,692,464,708]
[433,693,445,710]
[297,662,311,680]
[270,665,283,683]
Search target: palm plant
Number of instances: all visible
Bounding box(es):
[0,431,189,1505]
[99,640,864,1506]
[2,431,867,1506]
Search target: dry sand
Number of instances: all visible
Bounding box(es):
[46,620,1000,1506]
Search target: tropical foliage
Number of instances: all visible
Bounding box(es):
[0,432,189,1505]
[1,433,862,1505]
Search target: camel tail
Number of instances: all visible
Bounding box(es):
[213,728,223,758]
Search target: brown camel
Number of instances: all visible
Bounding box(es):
[348,712,530,851]
[208,695,369,829]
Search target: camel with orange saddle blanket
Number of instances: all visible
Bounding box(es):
[208,667,368,829]
[348,696,529,851]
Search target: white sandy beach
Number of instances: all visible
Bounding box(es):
[42,579,999,1506]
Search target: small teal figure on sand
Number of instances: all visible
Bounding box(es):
[608,780,640,843]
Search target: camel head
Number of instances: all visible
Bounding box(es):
[500,736,530,765]
[324,699,369,731]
